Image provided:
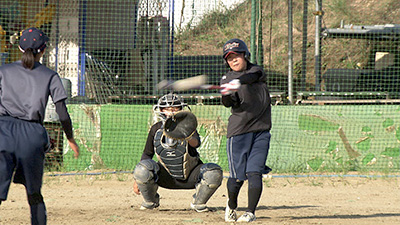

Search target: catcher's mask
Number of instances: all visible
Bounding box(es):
[153,93,189,120]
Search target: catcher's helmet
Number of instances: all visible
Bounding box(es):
[222,38,250,61]
[153,93,189,120]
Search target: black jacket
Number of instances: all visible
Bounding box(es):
[220,63,272,138]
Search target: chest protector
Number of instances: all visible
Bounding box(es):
[154,128,199,180]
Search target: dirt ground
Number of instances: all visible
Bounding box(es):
[0,172,399,225]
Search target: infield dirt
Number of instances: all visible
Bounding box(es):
[0,173,399,225]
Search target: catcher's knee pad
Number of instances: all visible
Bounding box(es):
[133,159,160,184]
[134,159,160,204]
[28,193,44,206]
[199,163,223,188]
[193,163,223,205]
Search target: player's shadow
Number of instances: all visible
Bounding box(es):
[158,204,318,214]
[203,204,317,213]
[235,205,318,211]
[159,208,220,212]
[198,205,318,220]
[257,205,318,210]
[287,213,400,220]
[159,208,194,212]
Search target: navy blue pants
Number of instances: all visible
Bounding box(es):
[0,116,48,201]
[226,130,271,181]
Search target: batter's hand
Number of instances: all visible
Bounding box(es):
[221,79,241,95]
[67,138,80,159]
[133,180,141,195]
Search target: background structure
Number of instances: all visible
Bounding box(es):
[0,0,399,173]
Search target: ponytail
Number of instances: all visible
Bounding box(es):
[21,48,36,70]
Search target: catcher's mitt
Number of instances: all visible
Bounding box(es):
[163,111,198,140]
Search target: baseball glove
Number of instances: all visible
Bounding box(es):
[163,111,198,140]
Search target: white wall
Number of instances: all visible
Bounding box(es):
[172,0,245,29]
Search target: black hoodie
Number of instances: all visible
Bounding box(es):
[220,63,272,138]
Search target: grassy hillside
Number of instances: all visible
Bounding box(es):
[174,0,400,90]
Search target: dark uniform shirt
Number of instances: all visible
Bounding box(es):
[141,121,201,161]
[0,61,67,124]
[220,63,272,138]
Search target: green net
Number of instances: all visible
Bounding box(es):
[1,0,399,173]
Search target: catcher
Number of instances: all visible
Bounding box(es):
[132,93,223,212]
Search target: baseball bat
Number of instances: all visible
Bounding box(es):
[157,75,222,91]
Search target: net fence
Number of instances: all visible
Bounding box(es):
[0,0,399,173]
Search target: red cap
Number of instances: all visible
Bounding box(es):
[224,51,239,59]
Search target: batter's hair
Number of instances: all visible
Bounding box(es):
[21,48,36,70]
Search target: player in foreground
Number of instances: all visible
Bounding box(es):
[132,93,223,212]
[220,39,272,222]
[0,27,80,225]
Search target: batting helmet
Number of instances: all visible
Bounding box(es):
[222,38,250,61]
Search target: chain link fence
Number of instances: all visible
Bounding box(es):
[1,0,399,173]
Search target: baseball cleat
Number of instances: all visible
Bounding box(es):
[190,202,209,212]
[190,196,209,212]
[225,200,237,222]
[140,193,160,210]
[236,211,256,222]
